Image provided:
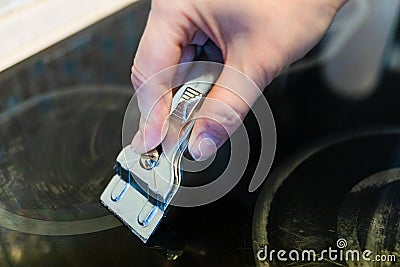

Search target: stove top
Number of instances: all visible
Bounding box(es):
[1,1,400,266]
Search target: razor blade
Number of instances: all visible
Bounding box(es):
[100,63,220,243]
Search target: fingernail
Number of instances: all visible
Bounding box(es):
[191,135,218,161]
[131,131,142,152]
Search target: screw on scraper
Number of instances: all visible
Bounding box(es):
[100,62,222,243]
[140,148,160,170]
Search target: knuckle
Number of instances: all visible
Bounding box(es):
[196,118,229,141]
[200,107,243,136]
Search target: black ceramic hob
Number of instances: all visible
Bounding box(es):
[1,1,400,266]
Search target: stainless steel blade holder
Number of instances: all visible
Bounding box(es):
[100,62,221,243]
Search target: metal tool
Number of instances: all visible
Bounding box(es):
[100,62,221,243]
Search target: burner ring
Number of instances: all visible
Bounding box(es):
[0,86,137,235]
[253,127,400,266]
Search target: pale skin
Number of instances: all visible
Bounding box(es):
[131,0,348,160]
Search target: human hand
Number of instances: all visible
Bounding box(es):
[130,0,347,160]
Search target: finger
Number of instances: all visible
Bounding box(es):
[131,3,196,153]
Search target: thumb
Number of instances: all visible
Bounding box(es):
[188,55,275,160]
